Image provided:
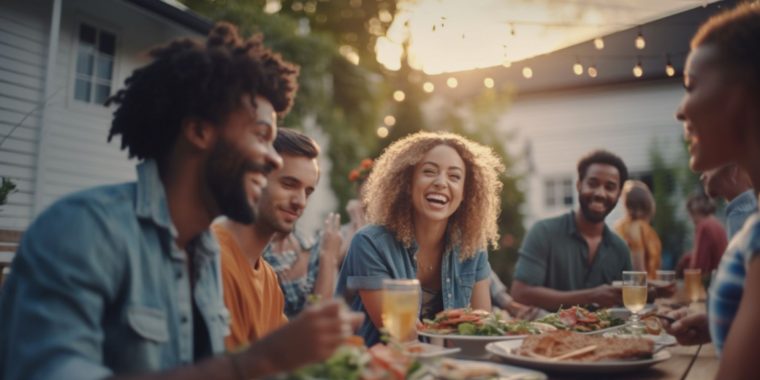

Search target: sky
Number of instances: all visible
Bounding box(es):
[374,0,713,74]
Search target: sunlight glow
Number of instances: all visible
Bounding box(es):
[374,0,708,74]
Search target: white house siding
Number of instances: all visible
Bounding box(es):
[0,0,49,229]
[0,0,205,230]
[497,79,686,228]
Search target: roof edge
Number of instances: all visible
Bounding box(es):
[124,0,213,35]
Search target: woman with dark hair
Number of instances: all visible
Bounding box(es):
[614,180,662,279]
[335,131,504,345]
[665,3,760,378]
[685,192,727,275]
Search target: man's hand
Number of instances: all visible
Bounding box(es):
[319,213,342,266]
[663,310,711,346]
[590,285,622,307]
[246,299,364,375]
[506,301,543,321]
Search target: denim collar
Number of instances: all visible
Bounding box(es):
[134,159,218,259]
[135,160,174,233]
[727,189,757,216]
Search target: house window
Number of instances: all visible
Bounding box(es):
[544,176,574,208]
[74,23,115,105]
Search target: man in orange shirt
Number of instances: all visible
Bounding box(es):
[214,128,325,350]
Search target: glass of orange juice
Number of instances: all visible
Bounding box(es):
[684,268,702,304]
[381,279,420,343]
[622,271,648,332]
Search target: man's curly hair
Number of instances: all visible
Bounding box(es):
[106,22,299,160]
[362,131,504,259]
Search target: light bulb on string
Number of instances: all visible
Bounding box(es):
[665,54,676,77]
[633,59,644,78]
[588,65,598,78]
[423,82,435,93]
[446,77,458,88]
[383,115,396,127]
[393,90,405,102]
[593,37,604,50]
[484,77,495,88]
[635,28,646,50]
[573,58,583,76]
[377,126,389,138]
[522,67,533,79]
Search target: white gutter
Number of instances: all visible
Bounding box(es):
[33,0,62,216]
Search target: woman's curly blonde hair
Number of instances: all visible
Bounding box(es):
[362,131,504,259]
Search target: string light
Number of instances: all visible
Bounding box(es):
[633,58,644,78]
[502,60,512,68]
[447,77,458,88]
[484,77,495,88]
[423,82,435,93]
[522,67,533,79]
[377,126,389,138]
[393,90,405,102]
[573,58,583,76]
[593,37,604,50]
[635,28,646,50]
[588,65,598,78]
[383,115,396,126]
[665,54,676,77]
[264,0,282,14]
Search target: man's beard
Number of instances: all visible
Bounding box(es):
[206,139,271,224]
[578,195,617,224]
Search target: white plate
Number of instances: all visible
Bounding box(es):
[432,358,547,380]
[403,342,461,359]
[485,340,671,374]
[418,330,525,359]
[601,331,678,348]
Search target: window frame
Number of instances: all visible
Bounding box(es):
[66,17,120,115]
[543,174,575,210]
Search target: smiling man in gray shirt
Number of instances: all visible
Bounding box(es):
[512,150,632,311]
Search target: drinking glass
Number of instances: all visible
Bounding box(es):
[381,279,421,343]
[656,270,676,284]
[684,268,703,304]
[622,271,648,332]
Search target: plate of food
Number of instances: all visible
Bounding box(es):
[535,306,626,334]
[418,308,556,358]
[402,341,461,359]
[486,331,671,374]
[430,358,547,380]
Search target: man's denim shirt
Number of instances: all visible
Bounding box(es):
[0,160,228,380]
[335,225,491,346]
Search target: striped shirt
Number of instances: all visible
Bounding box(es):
[708,193,758,355]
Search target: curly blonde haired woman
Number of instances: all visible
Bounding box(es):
[614,180,662,279]
[335,131,504,345]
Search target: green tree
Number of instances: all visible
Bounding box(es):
[649,141,699,269]
[181,0,389,212]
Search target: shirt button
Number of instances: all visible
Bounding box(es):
[176,271,183,279]
[181,316,188,324]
